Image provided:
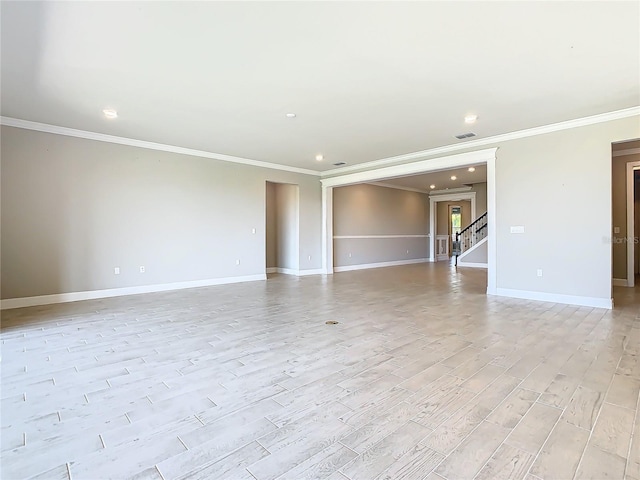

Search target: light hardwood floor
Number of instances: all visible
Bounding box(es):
[1,263,639,480]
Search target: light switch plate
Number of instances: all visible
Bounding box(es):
[510,226,525,234]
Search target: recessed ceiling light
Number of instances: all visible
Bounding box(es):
[103,109,118,119]
[451,175,457,180]
[315,154,324,161]
[464,114,478,124]
[430,184,436,189]
[286,113,296,118]
[468,167,476,172]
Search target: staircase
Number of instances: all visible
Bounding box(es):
[454,212,488,267]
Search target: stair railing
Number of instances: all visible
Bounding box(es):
[454,212,487,266]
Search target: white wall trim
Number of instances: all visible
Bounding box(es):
[334,258,428,273]
[457,237,488,267]
[613,147,640,157]
[493,288,612,309]
[430,186,473,196]
[625,161,640,287]
[323,107,640,177]
[0,274,267,310]
[0,116,321,177]
[430,192,477,268]
[333,234,429,239]
[457,261,488,269]
[613,278,629,287]
[269,267,324,276]
[297,269,325,276]
[368,182,430,194]
[322,185,334,274]
[321,148,497,288]
[321,149,497,188]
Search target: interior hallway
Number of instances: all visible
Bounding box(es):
[1,263,639,480]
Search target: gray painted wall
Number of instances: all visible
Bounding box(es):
[611,153,640,280]
[1,126,322,299]
[436,200,471,236]
[275,183,299,270]
[472,182,487,215]
[459,239,488,264]
[333,183,429,267]
[493,118,638,299]
[265,182,277,269]
[2,115,639,304]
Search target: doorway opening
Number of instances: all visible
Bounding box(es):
[265,182,299,276]
[321,147,497,294]
[611,140,640,290]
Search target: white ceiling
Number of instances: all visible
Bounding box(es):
[2,2,639,173]
[377,165,487,192]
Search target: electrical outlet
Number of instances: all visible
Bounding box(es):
[406,250,409,254]
[348,253,352,258]
[114,267,120,275]
[139,266,145,273]
[537,269,543,277]
[308,255,311,260]
[236,259,240,265]
[614,226,620,234]
[252,228,256,234]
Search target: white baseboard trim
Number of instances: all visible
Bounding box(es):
[334,258,429,273]
[267,267,324,277]
[457,261,488,269]
[0,274,267,310]
[297,269,325,276]
[493,288,612,309]
[613,278,630,287]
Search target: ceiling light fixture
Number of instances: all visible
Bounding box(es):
[464,114,478,124]
[468,167,476,172]
[430,184,436,189]
[315,154,324,161]
[286,113,296,118]
[103,109,118,119]
[451,175,457,180]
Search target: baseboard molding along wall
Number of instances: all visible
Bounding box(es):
[1,274,267,310]
[334,258,429,273]
[494,287,613,309]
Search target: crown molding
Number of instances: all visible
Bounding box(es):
[0,117,322,177]
[322,106,640,177]
[367,181,430,194]
[429,186,473,196]
[321,148,497,189]
[612,147,640,157]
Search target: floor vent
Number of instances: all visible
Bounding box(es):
[325,320,339,325]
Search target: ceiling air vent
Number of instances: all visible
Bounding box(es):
[454,132,476,140]
[333,162,346,166]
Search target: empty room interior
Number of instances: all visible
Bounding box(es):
[1,2,640,480]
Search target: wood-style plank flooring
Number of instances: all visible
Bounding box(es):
[1,264,639,480]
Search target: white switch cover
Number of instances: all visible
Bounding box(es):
[510,226,525,234]
[114,267,120,275]
[252,228,256,234]
[236,259,240,265]
[537,269,543,277]
[614,226,620,234]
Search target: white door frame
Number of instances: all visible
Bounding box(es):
[429,193,477,262]
[626,161,640,287]
[320,147,498,295]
